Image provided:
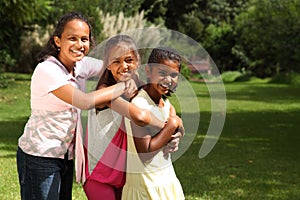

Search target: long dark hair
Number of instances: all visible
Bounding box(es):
[37,11,93,63]
[96,34,139,89]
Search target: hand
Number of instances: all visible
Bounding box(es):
[131,71,143,88]
[163,115,184,154]
[123,78,138,100]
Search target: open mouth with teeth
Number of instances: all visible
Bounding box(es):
[118,71,132,81]
[159,83,171,91]
[71,49,84,56]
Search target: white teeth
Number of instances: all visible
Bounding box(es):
[160,84,169,89]
[71,50,83,55]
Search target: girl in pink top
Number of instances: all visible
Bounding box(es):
[16,12,168,200]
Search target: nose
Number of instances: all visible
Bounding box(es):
[77,39,84,48]
[164,74,172,82]
[121,61,129,71]
[163,75,172,86]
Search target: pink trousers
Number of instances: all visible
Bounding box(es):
[84,118,127,200]
[83,179,122,200]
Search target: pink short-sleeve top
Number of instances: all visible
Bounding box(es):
[18,56,103,159]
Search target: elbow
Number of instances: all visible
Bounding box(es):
[76,99,95,110]
[132,109,149,126]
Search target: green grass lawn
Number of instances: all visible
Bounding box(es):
[1,74,300,199]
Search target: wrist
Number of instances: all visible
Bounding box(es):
[118,81,126,92]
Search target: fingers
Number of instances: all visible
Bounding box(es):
[172,131,183,139]
[123,79,138,99]
[165,146,178,153]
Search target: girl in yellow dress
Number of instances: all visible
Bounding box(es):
[122,47,185,200]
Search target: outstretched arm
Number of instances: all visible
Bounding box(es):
[51,81,126,110]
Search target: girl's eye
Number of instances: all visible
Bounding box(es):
[170,73,179,78]
[159,71,167,76]
[125,58,135,63]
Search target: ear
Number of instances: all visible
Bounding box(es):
[145,65,151,76]
[54,36,61,48]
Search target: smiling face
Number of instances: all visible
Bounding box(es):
[54,19,90,69]
[107,42,139,82]
[146,59,180,98]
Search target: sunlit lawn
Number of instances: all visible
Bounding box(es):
[0,73,299,199]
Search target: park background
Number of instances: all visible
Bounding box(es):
[1,0,300,199]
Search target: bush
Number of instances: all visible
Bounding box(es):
[221,71,243,83]
[0,50,16,72]
[180,62,190,80]
[0,73,13,89]
[271,73,300,86]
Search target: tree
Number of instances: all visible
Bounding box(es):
[235,0,300,77]
[0,0,53,72]
[142,0,248,73]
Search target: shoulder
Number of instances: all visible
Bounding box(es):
[131,89,152,108]
[33,57,64,75]
[76,56,104,78]
[31,57,69,87]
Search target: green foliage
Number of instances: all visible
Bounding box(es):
[177,13,204,42]
[0,0,53,26]
[141,0,168,25]
[235,0,300,77]
[0,74,10,89]
[221,71,243,83]
[180,62,191,81]
[0,50,16,72]
[271,73,300,86]
[2,0,300,78]
[203,22,238,72]
[98,0,144,17]
[221,70,271,83]
[0,0,53,72]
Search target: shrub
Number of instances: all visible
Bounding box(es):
[221,71,243,83]
[271,73,300,86]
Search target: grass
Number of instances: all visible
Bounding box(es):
[1,74,300,199]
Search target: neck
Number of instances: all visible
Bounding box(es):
[143,84,163,106]
[56,56,75,74]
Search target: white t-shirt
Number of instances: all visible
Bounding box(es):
[18,56,104,159]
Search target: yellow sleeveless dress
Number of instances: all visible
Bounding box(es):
[122,89,185,200]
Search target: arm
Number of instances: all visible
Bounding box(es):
[109,97,165,129]
[131,115,183,162]
[164,104,184,153]
[51,82,126,110]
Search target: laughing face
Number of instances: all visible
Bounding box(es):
[107,42,139,82]
[54,19,90,70]
[146,59,180,99]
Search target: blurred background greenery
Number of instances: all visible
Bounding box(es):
[1,0,300,84]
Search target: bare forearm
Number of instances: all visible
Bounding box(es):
[110,98,165,129]
[73,82,126,110]
[147,122,177,152]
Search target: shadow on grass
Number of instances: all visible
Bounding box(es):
[1,104,300,199]
[174,109,300,199]
[198,82,300,104]
[0,118,27,156]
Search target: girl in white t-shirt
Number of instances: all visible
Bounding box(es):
[16,12,168,200]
